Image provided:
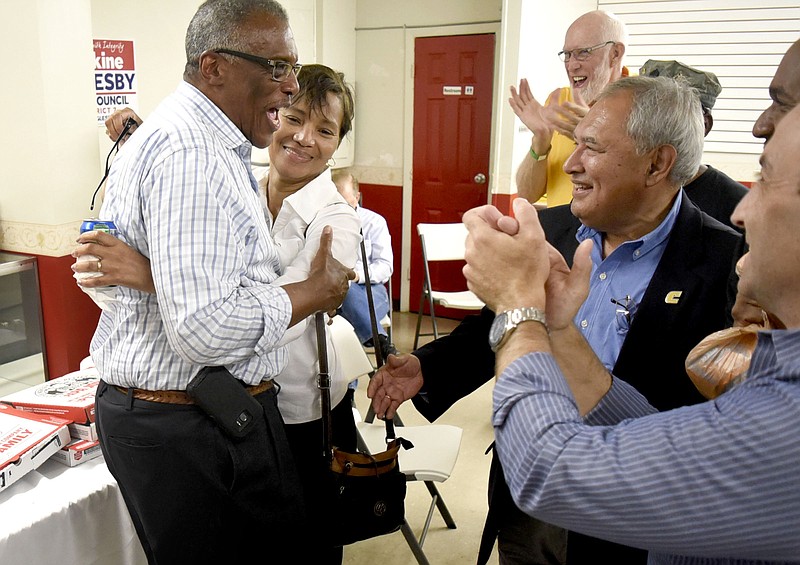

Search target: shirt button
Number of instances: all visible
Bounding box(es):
[598,272,607,280]
[634,249,641,257]
[580,320,588,328]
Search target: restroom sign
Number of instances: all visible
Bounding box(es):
[94,39,138,126]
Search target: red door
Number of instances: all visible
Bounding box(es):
[410,33,495,317]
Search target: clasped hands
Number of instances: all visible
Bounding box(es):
[463,199,592,332]
[368,199,593,420]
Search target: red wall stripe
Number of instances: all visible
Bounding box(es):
[34,254,100,380]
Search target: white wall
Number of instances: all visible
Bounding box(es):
[0,0,99,256]
[357,0,501,28]
[351,27,406,184]
[318,0,357,167]
[352,0,503,187]
[0,0,351,257]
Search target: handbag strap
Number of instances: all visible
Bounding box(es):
[314,230,396,462]
[357,231,396,442]
[359,232,386,370]
[315,311,334,463]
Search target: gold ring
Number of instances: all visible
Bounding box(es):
[97,260,102,271]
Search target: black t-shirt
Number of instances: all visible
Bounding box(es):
[684,165,748,230]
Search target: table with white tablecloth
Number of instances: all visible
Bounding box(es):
[0,457,146,565]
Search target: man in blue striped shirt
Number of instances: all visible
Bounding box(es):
[88,2,355,562]
[461,78,800,565]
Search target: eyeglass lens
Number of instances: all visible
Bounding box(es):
[215,49,300,82]
[559,41,613,62]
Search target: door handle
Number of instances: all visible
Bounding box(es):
[473,173,486,184]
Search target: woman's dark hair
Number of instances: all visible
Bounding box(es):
[294,64,355,142]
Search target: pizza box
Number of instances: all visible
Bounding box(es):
[0,403,71,492]
[68,421,98,442]
[0,368,99,424]
[50,438,103,467]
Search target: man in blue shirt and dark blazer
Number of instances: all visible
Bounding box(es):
[368,76,743,564]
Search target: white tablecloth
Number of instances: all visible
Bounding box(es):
[0,457,146,565]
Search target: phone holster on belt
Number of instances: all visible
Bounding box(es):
[186,366,262,439]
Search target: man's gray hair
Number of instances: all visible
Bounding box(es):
[599,75,704,187]
[185,0,288,75]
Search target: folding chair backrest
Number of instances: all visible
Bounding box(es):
[328,316,375,383]
[416,223,468,262]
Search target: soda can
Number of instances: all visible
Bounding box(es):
[80,218,117,236]
[76,218,119,311]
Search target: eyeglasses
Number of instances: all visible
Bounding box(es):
[214,49,302,82]
[611,295,637,333]
[558,41,615,63]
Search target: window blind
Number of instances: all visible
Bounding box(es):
[600,0,800,155]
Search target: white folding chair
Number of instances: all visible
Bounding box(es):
[356,418,462,565]
[414,222,484,349]
[328,317,462,565]
[328,316,375,385]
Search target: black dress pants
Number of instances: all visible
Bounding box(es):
[96,380,307,565]
[479,450,567,565]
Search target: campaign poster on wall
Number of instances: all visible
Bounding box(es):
[94,39,138,127]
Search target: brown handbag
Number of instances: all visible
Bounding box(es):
[314,234,411,546]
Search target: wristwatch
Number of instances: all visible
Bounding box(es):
[489,307,547,352]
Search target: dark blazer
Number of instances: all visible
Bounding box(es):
[411,194,743,564]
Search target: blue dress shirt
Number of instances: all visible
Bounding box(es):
[575,192,682,371]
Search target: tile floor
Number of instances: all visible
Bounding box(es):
[345,311,499,564]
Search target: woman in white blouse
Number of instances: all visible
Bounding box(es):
[261,64,361,564]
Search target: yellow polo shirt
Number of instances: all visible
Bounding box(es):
[537,87,575,208]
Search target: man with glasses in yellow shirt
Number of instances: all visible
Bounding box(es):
[510,10,628,207]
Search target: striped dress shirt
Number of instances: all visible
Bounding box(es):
[493,329,800,564]
[90,81,292,390]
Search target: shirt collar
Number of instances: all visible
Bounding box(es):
[176,81,252,154]
[763,328,800,368]
[281,169,343,223]
[576,191,683,260]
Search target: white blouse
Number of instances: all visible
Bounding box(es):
[267,168,361,424]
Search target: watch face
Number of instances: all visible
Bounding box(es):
[489,312,508,349]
